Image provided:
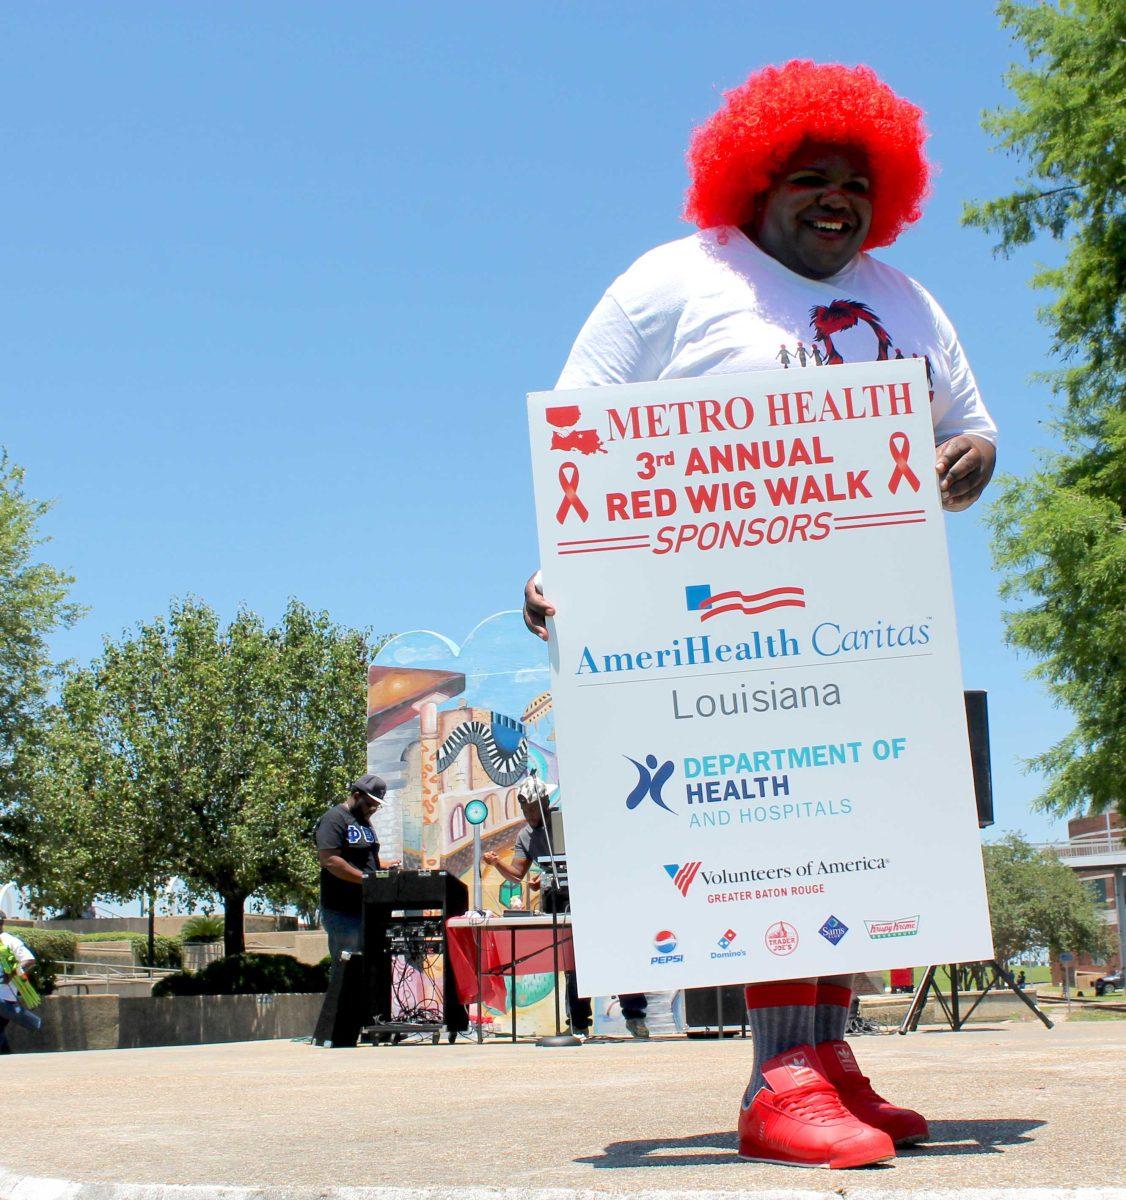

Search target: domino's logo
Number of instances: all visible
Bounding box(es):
[711,927,746,961]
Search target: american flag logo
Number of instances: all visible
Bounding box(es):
[685,583,806,622]
[664,862,702,896]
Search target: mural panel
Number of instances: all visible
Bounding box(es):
[366,611,559,1033]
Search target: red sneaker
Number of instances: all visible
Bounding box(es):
[738,1044,896,1169]
[816,1039,929,1146]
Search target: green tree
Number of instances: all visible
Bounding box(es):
[0,450,82,885]
[23,598,378,954]
[964,1,1126,818]
[984,833,1111,964]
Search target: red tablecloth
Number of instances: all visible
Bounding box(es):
[447,917,575,1012]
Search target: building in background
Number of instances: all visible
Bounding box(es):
[1045,813,1124,985]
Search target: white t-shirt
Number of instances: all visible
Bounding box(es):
[556,226,996,447]
[0,931,34,1004]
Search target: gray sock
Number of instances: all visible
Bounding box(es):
[814,973,858,1044]
[742,979,817,1107]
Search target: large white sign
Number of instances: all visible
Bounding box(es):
[527,360,993,996]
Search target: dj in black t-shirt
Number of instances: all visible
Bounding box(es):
[315,774,386,923]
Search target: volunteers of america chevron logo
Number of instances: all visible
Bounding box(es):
[664,862,702,896]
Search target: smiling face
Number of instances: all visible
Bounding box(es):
[747,142,872,280]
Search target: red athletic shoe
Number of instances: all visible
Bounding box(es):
[738,1044,896,1169]
[816,1039,929,1146]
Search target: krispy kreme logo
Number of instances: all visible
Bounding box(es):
[864,915,920,939]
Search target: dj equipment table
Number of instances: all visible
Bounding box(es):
[446,913,575,1043]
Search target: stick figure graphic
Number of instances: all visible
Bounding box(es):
[625,754,676,813]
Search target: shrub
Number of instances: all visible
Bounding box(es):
[151,953,329,998]
[3,928,78,997]
[180,915,224,944]
[72,930,183,969]
[128,933,182,969]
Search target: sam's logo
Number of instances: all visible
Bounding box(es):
[685,583,806,622]
[819,916,849,946]
[651,930,684,965]
[664,862,702,896]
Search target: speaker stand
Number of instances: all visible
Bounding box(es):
[898,960,1054,1033]
[533,788,583,1049]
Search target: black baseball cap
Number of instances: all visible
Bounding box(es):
[350,774,387,801]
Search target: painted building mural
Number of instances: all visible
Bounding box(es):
[366,611,561,1033]
[366,610,683,1037]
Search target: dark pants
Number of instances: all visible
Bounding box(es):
[0,998,42,1052]
[320,907,363,962]
[541,889,647,1030]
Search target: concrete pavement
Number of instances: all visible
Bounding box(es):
[1,1018,1123,1199]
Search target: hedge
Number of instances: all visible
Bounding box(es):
[3,929,78,996]
[128,933,182,969]
[74,931,183,969]
[152,953,329,998]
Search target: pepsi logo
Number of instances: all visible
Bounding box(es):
[653,930,677,954]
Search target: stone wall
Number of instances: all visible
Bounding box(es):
[5,992,322,1054]
[32,914,300,936]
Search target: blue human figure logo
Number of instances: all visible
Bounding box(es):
[625,754,676,813]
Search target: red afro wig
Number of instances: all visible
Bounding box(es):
[684,60,931,251]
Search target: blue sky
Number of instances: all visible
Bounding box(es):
[3,3,1075,843]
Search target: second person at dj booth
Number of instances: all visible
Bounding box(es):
[482,780,651,1039]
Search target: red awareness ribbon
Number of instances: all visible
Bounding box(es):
[887,431,921,494]
[555,461,589,525]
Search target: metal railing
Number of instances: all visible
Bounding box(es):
[53,958,179,980]
[1035,837,1126,859]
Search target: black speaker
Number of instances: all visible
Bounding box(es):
[363,868,468,911]
[964,690,994,829]
[684,984,746,1031]
[313,951,367,1048]
[363,869,470,1035]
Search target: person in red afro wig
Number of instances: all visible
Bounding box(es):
[522,59,999,1172]
[685,60,930,251]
